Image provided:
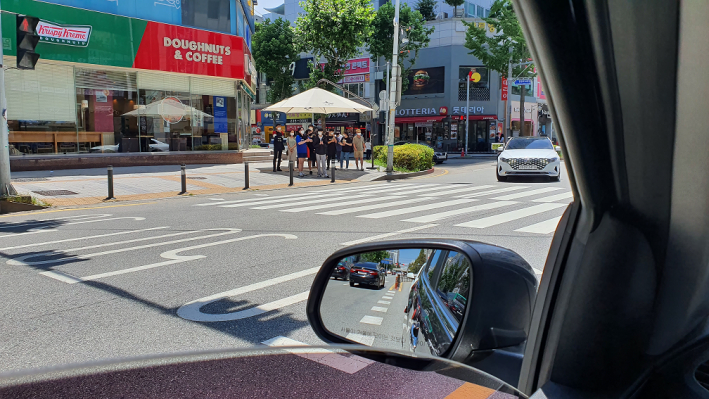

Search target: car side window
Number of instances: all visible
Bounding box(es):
[435,252,472,324]
[426,250,444,282]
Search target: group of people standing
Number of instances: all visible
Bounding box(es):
[272,124,371,178]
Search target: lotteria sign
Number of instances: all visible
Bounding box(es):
[1,0,252,84]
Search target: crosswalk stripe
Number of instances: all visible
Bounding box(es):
[359,199,472,219]
[346,333,376,346]
[401,201,517,223]
[492,187,563,200]
[219,192,346,208]
[360,315,383,325]
[318,197,423,215]
[251,193,372,210]
[262,336,375,373]
[455,186,529,198]
[280,195,404,212]
[195,193,306,206]
[381,185,450,196]
[340,224,438,246]
[310,183,415,194]
[533,192,574,203]
[419,185,494,197]
[456,203,567,228]
[515,216,563,234]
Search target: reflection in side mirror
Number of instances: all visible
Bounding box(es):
[554,145,561,152]
[320,248,471,357]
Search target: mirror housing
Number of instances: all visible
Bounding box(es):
[307,239,538,364]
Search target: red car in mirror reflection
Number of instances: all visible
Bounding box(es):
[349,262,386,289]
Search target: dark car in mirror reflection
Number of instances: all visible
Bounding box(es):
[331,255,356,280]
[349,262,386,289]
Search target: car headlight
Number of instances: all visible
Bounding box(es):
[547,157,559,162]
[500,157,509,163]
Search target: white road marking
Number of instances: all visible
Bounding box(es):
[280,195,404,212]
[387,291,396,294]
[177,265,318,322]
[340,224,437,246]
[251,193,372,210]
[311,183,415,194]
[377,185,446,196]
[360,315,383,325]
[492,187,563,200]
[10,228,243,267]
[317,197,422,216]
[401,201,515,223]
[419,185,494,197]
[346,333,376,346]
[456,203,567,228]
[378,300,391,304]
[0,216,145,238]
[533,192,574,203]
[371,306,388,313]
[208,198,225,201]
[515,216,563,234]
[42,234,295,284]
[359,199,472,219]
[195,192,321,206]
[455,186,528,198]
[219,192,348,208]
[0,227,169,251]
[382,296,393,300]
[262,336,374,374]
[0,214,112,229]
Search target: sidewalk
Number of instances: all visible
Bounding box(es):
[10,162,389,207]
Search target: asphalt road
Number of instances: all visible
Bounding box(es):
[0,158,571,375]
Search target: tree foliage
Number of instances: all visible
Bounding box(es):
[415,0,436,21]
[295,0,375,89]
[252,19,299,103]
[360,250,390,264]
[463,0,534,78]
[444,0,464,17]
[367,2,434,93]
[407,249,428,275]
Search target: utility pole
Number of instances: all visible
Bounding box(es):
[505,57,512,142]
[384,61,390,147]
[386,0,401,173]
[0,9,15,197]
[519,84,525,136]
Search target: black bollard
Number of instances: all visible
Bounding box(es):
[179,164,187,194]
[289,161,294,186]
[105,165,115,200]
[244,162,249,190]
[331,164,335,183]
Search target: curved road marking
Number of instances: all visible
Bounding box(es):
[41,233,295,284]
[0,216,145,239]
[9,228,242,267]
[178,264,317,323]
[0,227,169,251]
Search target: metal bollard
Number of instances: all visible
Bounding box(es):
[289,161,294,186]
[105,165,115,200]
[331,164,335,183]
[179,164,187,194]
[244,162,249,190]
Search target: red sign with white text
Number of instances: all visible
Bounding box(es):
[537,77,546,100]
[133,22,250,83]
[501,76,508,101]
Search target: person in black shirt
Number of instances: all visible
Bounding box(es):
[272,124,285,172]
[312,129,329,178]
[326,129,337,169]
[306,125,316,175]
[341,132,353,169]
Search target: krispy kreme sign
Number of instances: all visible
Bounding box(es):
[36,20,92,47]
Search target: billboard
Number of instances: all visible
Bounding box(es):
[40,0,182,25]
[403,66,445,95]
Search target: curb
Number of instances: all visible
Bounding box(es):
[373,168,435,181]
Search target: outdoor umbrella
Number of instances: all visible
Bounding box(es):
[263,87,373,114]
[122,98,214,122]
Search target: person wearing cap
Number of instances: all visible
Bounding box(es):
[353,128,365,171]
[272,124,285,172]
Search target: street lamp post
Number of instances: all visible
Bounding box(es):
[385,0,401,174]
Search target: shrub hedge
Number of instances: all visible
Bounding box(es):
[194,143,240,151]
[373,143,433,172]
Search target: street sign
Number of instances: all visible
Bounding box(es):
[372,103,379,113]
[501,76,508,101]
[379,90,387,102]
[468,70,481,82]
[514,78,533,85]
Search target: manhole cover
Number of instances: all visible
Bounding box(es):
[187,177,207,180]
[32,190,78,196]
[13,178,50,182]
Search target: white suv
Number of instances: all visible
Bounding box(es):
[497,137,561,182]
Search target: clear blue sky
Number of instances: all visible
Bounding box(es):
[398,249,424,265]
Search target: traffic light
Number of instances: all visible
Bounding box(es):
[16,15,40,70]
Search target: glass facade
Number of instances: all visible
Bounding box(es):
[393,118,496,153]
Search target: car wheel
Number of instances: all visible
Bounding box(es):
[349,280,354,287]
[496,167,508,182]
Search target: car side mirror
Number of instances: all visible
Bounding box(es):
[307,239,538,365]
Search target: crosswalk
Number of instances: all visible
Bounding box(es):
[194,182,573,235]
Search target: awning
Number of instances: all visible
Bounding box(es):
[390,115,498,123]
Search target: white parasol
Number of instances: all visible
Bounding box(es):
[263,87,373,114]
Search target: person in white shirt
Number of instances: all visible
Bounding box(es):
[365,139,372,160]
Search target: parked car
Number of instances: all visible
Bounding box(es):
[149,139,169,152]
[348,262,386,289]
[90,144,118,153]
[496,137,561,182]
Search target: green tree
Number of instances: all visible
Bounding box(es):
[295,0,375,89]
[462,0,534,78]
[444,0,464,18]
[407,249,428,275]
[359,250,390,264]
[415,0,436,21]
[367,2,434,93]
[252,18,299,102]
